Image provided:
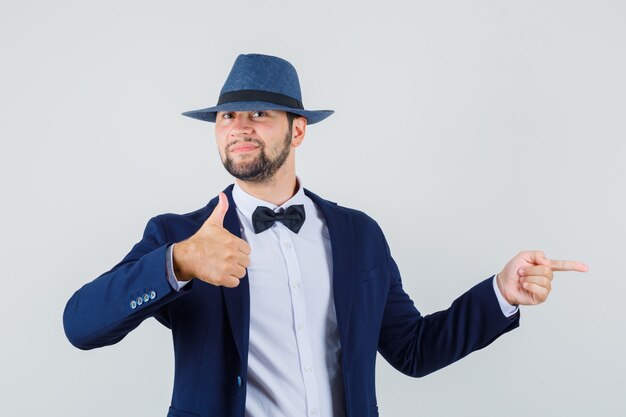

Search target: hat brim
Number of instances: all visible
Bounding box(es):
[181,101,334,125]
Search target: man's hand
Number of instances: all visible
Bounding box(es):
[173,192,251,288]
[496,250,588,306]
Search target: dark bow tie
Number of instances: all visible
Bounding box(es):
[252,204,306,234]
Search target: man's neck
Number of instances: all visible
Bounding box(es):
[235,173,299,207]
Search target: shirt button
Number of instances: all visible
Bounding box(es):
[291,282,300,289]
[304,365,311,373]
[310,408,318,415]
[284,242,292,249]
[297,324,304,330]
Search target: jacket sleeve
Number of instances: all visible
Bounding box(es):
[377,235,519,377]
[63,216,194,350]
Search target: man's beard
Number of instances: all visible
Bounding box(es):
[222,130,292,183]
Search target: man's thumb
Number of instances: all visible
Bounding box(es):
[206,192,228,227]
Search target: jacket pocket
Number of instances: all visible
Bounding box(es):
[167,406,200,417]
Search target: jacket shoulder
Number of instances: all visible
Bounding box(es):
[155,204,211,224]
[305,188,384,237]
[336,203,384,235]
[149,203,214,242]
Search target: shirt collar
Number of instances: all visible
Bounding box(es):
[232,176,308,224]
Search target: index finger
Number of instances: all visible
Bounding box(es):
[548,259,589,272]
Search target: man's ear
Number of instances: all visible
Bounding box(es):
[291,116,307,147]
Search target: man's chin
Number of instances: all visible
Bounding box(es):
[223,163,264,181]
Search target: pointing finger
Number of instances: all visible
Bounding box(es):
[547,259,589,272]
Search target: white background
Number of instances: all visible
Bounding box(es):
[1,1,624,416]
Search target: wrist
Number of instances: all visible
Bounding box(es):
[496,272,515,306]
[173,240,195,281]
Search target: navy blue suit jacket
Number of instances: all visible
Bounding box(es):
[63,184,519,417]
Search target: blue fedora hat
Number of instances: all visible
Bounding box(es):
[182,53,334,125]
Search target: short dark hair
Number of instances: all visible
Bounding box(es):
[286,111,301,126]
[286,112,304,136]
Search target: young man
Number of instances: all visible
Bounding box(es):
[63,53,588,417]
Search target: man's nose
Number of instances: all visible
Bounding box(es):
[229,114,253,136]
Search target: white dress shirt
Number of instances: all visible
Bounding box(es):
[165,177,518,417]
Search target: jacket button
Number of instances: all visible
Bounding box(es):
[149,290,156,299]
[142,293,150,302]
[130,300,137,309]
[237,376,242,387]
[136,296,143,306]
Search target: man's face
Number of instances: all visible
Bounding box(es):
[215,110,295,183]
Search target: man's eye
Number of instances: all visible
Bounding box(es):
[252,111,266,117]
[222,113,233,119]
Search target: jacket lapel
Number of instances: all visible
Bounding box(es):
[303,188,355,349]
[205,185,250,367]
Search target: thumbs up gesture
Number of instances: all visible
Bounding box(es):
[172,192,251,288]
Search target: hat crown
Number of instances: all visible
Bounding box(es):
[181,53,334,124]
[220,54,302,102]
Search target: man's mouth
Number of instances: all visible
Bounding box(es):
[229,141,261,153]
[230,145,259,153]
